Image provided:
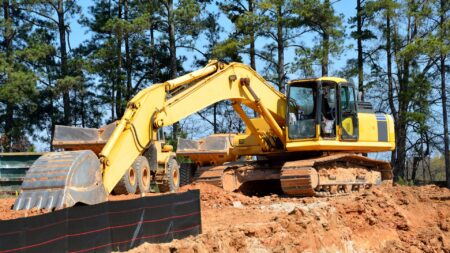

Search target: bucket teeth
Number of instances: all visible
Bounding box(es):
[14,190,63,210]
[14,150,107,211]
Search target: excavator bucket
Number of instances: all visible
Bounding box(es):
[177,134,237,166]
[52,122,116,154]
[13,150,107,210]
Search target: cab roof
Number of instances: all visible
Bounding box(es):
[288,76,348,85]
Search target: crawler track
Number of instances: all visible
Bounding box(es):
[281,154,392,197]
[194,153,393,198]
[194,164,228,188]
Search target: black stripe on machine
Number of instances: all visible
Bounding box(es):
[375,114,388,142]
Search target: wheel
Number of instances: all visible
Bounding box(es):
[113,166,137,194]
[160,158,180,192]
[179,163,193,186]
[134,156,151,194]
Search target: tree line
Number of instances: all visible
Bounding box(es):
[0,0,448,186]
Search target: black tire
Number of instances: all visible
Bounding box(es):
[113,166,137,194]
[179,163,189,187]
[134,156,151,194]
[160,158,180,192]
[180,163,196,186]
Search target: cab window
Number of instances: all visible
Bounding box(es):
[321,84,337,137]
[340,85,358,139]
[288,85,317,139]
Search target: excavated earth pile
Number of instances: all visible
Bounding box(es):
[129,183,449,253]
[0,183,449,252]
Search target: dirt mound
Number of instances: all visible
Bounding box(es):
[179,182,265,208]
[0,198,50,220]
[1,184,448,252]
[331,185,449,252]
[128,185,450,253]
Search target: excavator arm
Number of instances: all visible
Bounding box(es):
[100,61,286,193]
[14,61,287,210]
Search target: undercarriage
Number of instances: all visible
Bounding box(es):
[194,153,392,197]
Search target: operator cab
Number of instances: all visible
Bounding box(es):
[286,78,359,141]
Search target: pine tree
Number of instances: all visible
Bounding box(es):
[349,0,378,100]
[0,1,37,151]
[155,0,211,142]
[293,0,345,77]
[22,0,82,126]
[364,0,444,180]
[435,0,449,187]
[219,0,261,70]
[258,0,303,92]
[82,0,171,121]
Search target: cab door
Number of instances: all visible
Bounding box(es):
[339,84,359,140]
[287,83,318,140]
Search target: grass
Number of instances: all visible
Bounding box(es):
[397,177,415,186]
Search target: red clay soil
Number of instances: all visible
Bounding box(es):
[1,183,449,252]
[0,198,50,220]
[128,183,450,253]
[0,193,146,220]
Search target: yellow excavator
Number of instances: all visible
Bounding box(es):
[14,60,395,210]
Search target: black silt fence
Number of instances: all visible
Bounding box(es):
[0,190,201,253]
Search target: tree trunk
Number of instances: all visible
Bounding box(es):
[249,0,258,118]
[50,94,55,151]
[394,57,410,180]
[440,0,449,188]
[442,55,449,187]
[124,0,132,100]
[4,104,13,151]
[167,0,179,141]
[150,25,155,81]
[110,68,115,122]
[249,0,256,71]
[3,0,12,58]
[115,0,123,119]
[249,33,256,70]
[168,0,177,80]
[213,103,217,133]
[148,2,156,83]
[108,0,115,122]
[356,0,364,100]
[424,133,432,181]
[2,0,13,151]
[57,0,71,125]
[276,4,285,93]
[321,32,329,77]
[394,124,407,179]
[395,10,413,179]
[321,0,331,77]
[46,65,56,151]
[386,10,398,171]
[411,156,419,181]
